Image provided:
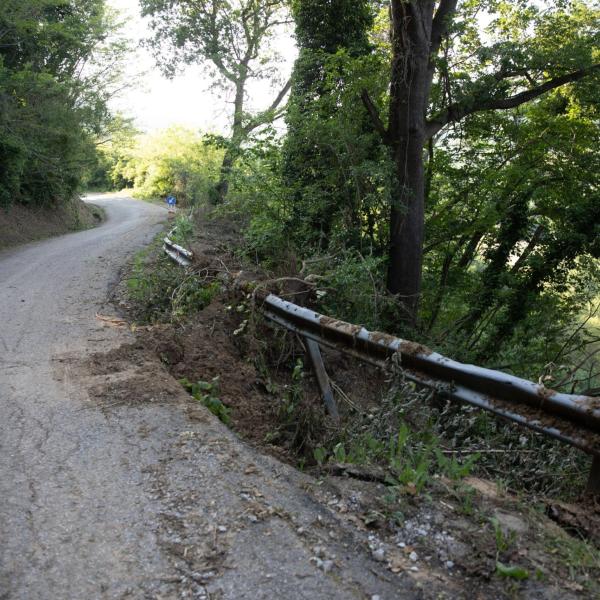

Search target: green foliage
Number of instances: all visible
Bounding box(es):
[126,250,184,323]
[313,414,478,496]
[491,517,517,555]
[140,0,290,202]
[421,79,600,383]
[495,562,529,581]
[172,280,220,320]
[126,228,219,324]
[0,0,125,207]
[171,213,194,245]
[107,127,223,204]
[179,377,231,424]
[283,0,390,252]
[314,250,395,331]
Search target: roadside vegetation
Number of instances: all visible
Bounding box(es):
[100,1,600,397]
[121,211,600,596]
[94,0,600,502]
[0,1,127,210]
[7,0,599,589]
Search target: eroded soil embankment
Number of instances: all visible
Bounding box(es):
[103,211,600,599]
[0,197,103,250]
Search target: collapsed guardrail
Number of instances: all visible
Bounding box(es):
[164,237,600,494]
[163,231,193,267]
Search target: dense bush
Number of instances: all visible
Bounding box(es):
[98,127,224,206]
[0,0,123,207]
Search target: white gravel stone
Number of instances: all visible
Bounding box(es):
[372,548,386,562]
[409,551,418,562]
[321,560,334,574]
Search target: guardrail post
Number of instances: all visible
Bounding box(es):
[586,455,600,496]
[304,337,340,425]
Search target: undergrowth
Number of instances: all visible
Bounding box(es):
[252,328,590,500]
[179,377,231,424]
[125,215,592,503]
[126,215,220,324]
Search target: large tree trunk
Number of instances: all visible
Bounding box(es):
[386,1,435,322]
[214,80,246,203]
[388,133,426,318]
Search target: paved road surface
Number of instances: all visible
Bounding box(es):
[0,196,169,597]
[0,196,414,600]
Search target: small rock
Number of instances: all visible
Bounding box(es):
[372,548,386,562]
[217,526,227,533]
[371,596,382,600]
[397,542,406,548]
[313,545,326,558]
[321,560,334,574]
[409,551,418,562]
[247,514,258,523]
[410,566,419,572]
[446,560,454,569]
[297,527,305,534]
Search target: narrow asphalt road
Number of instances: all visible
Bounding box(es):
[0,196,169,598]
[0,196,416,600]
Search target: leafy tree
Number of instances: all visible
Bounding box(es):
[0,0,125,207]
[281,0,386,250]
[141,0,293,202]
[361,0,600,321]
[108,127,224,204]
[420,78,600,382]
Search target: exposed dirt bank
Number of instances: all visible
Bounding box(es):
[110,209,600,598]
[0,196,103,250]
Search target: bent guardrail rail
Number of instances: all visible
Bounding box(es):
[259,293,600,494]
[163,238,599,494]
[163,233,193,267]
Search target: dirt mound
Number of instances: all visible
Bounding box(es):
[0,197,103,250]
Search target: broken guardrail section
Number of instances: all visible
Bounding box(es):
[259,293,600,495]
[163,232,193,267]
[163,239,599,494]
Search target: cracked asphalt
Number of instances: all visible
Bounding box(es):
[0,196,418,600]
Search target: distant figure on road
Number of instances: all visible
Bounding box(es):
[166,194,177,214]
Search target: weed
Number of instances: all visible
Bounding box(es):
[490,517,517,554]
[172,279,220,319]
[171,213,194,244]
[495,562,529,581]
[313,446,327,466]
[452,482,477,515]
[126,234,220,323]
[179,377,231,425]
[542,526,600,593]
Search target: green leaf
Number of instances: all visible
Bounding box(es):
[496,562,529,580]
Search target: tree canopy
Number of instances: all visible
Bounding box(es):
[0,0,124,207]
[55,0,600,392]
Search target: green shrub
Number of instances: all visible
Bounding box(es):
[179,377,231,424]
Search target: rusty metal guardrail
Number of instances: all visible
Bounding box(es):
[163,238,599,494]
[163,231,193,267]
[259,293,600,494]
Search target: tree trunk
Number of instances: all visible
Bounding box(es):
[387,134,426,319]
[386,1,435,323]
[214,79,246,203]
[214,150,235,202]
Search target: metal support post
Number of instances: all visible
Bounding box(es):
[586,455,600,496]
[304,337,340,425]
